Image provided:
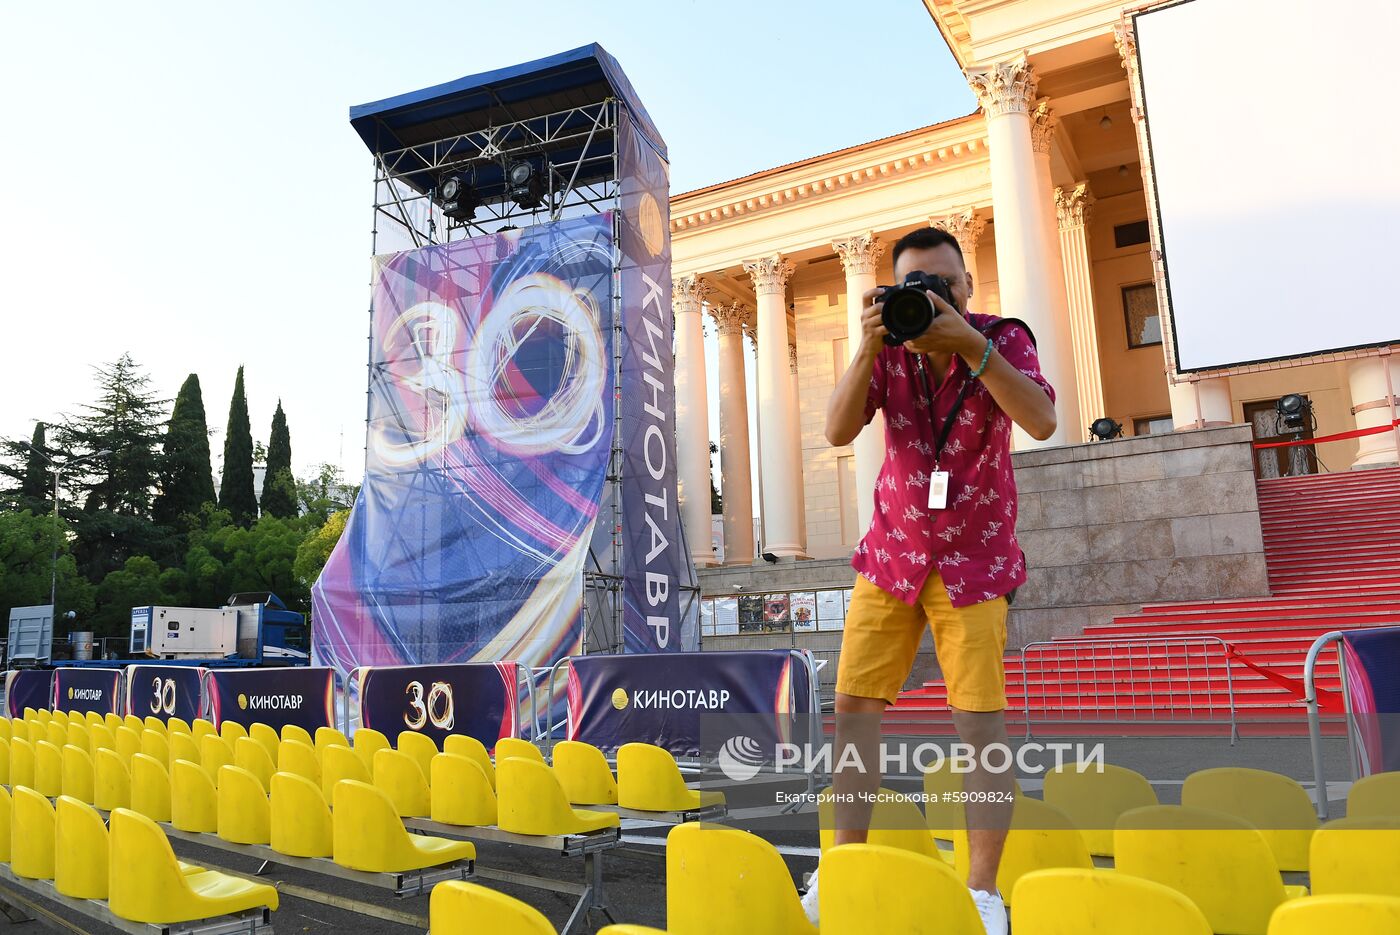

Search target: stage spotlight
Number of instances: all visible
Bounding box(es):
[506,159,546,209]
[761,551,779,564]
[1277,393,1310,431]
[438,174,479,221]
[1089,417,1123,441]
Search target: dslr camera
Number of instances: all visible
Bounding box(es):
[877,271,955,345]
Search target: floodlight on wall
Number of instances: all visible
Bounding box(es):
[438,174,479,221]
[506,159,546,209]
[1276,393,1311,431]
[1099,110,1114,130]
[761,551,779,564]
[1089,417,1123,441]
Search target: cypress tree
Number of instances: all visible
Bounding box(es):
[259,400,297,518]
[218,366,258,527]
[21,422,51,506]
[154,374,216,528]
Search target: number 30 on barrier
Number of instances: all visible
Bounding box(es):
[404,680,455,731]
[152,676,178,716]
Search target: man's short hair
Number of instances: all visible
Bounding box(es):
[891,227,965,269]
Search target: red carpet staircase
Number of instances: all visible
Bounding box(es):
[890,465,1400,736]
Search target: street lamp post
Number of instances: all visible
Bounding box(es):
[21,443,112,620]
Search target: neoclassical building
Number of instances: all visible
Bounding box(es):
[670,0,1399,585]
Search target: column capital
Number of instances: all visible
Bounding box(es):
[672,274,710,314]
[742,254,795,297]
[930,209,987,256]
[1055,183,1095,230]
[966,56,1038,118]
[708,301,751,337]
[1030,100,1057,156]
[1113,22,1137,73]
[742,312,758,350]
[832,231,886,277]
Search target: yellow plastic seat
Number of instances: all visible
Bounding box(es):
[4,720,21,744]
[62,743,95,803]
[1348,771,1400,820]
[818,786,946,862]
[34,739,64,797]
[953,795,1093,904]
[0,719,10,742]
[88,723,115,755]
[143,716,167,735]
[0,787,10,861]
[95,747,131,811]
[11,786,56,879]
[17,719,36,742]
[66,721,91,754]
[200,733,234,787]
[26,708,47,725]
[172,758,218,833]
[1267,894,1400,934]
[322,743,372,801]
[131,752,173,823]
[168,717,192,735]
[55,796,109,900]
[114,725,141,766]
[249,722,281,766]
[104,712,123,732]
[281,723,314,747]
[430,753,497,827]
[141,728,170,768]
[617,743,725,812]
[0,736,9,785]
[46,720,67,749]
[1116,804,1307,935]
[1309,816,1400,898]
[666,822,814,935]
[444,734,496,790]
[1182,767,1318,871]
[51,710,70,728]
[353,727,391,771]
[553,740,619,805]
[10,737,36,789]
[597,928,668,935]
[217,765,270,845]
[373,748,431,817]
[1011,867,1212,934]
[270,771,333,858]
[191,718,217,743]
[429,880,553,934]
[278,739,320,784]
[316,727,350,755]
[219,720,248,744]
[84,710,104,728]
[331,780,474,872]
[107,808,279,924]
[169,730,202,771]
[123,713,145,734]
[234,736,275,792]
[494,736,544,764]
[821,843,983,934]
[396,731,439,782]
[497,757,620,836]
[1044,762,1158,857]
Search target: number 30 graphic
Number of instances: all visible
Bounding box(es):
[404,680,454,731]
[151,677,177,716]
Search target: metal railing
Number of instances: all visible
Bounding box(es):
[1304,630,1356,820]
[1020,635,1239,743]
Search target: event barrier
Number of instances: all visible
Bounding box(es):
[203,667,338,733]
[1306,626,1400,818]
[3,670,56,717]
[126,664,206,723]
[53,667,124,717]
[348,661,537,747]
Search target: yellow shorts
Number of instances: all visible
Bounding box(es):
[835,573,1008,710]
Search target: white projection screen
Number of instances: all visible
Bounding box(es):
[1134,0,1400,373]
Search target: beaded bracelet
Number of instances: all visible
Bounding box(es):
[969,338,994,379]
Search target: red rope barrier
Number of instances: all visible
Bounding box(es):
[1251,418,1400,449]
[1227,644,1344,713]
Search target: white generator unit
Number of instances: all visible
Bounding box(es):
[130,605,249,659]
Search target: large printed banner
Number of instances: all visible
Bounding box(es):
[1342,628,1400,774]
[207,667,336,733]
[566,650,812,757]
[125,665,205,723]
[4,670,54,717]
[53,668,122,716]
[357,662,520,749]
[313,213,618,681]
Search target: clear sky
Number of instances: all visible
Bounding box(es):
[0,0,974,485]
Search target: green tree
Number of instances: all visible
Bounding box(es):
[294,509,348,590]
[91,555,173,637]
[0,422,54,514]
[218,366,258,527]
[153,374,216,529]
[22,422,51,506]
[0,509,95,625]
[260,400,298,518]
[298,463,358,527]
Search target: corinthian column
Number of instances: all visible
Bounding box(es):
[708,302,756,563]
[931,210,986,299]
[743,254,807,559]
[1055,183,1106,434]
[832,231,886,536]
[672,275,715,567]
[966,58,1080,448]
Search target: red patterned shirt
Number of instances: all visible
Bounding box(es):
[850,313,1055,608]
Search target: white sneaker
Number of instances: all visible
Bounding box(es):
[800,867,820,925]
[969,887,1007,935]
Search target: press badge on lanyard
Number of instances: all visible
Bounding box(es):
[916,352,971,512]
[928,469,950,510]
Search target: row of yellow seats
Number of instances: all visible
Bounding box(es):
[0,784,277,926]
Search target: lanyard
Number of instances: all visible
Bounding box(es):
[914,352,975,472]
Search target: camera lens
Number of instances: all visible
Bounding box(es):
[882,288,934,340]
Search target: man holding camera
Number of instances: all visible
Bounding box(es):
[808,227,1057,934]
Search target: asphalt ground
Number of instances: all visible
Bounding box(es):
[0,732,1353,934]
